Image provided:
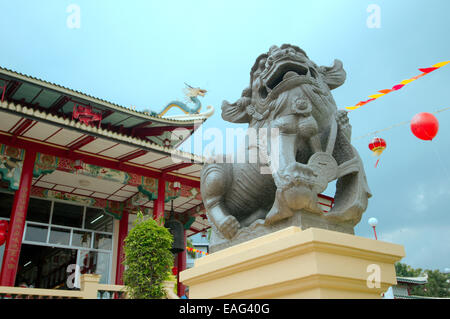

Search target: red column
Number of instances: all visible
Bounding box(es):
[153,177,165,224]
[177,230,187,297]
[0,149,36,286]
[115,210,129,285]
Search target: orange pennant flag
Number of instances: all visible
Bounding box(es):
[411,73,426,80]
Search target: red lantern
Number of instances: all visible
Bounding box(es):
[0,220,8,232]
[410,112,439,141]
[368,137,386,168]
[0,232,6,246]
[0,220,8,245]
[172,267,178,276]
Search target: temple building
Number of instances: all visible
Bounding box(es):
[0,67,212,296]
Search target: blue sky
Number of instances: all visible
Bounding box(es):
[1,0,449,271]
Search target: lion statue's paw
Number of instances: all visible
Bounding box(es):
[218,215,240,240]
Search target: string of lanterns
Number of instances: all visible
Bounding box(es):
[366,111,439,168]
[186,246,209,255]
[352,106,450,141]
[345,61,450,111]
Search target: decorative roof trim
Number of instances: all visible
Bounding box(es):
[0,99,206,164]
[0,66,213,124]
[396,275,428,285]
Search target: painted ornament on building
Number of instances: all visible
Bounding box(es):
[0,144,25,190]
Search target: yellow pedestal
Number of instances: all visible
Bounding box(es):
[180,227,405,299]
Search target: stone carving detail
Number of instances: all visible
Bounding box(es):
[200,44,372,250]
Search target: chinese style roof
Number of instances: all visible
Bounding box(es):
[396,275,428,285]
[0,66,214,150]
[0,66,212,236]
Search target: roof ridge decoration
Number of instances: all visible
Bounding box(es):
[154,83,212,118]
[0,66,214,124]
[0,99,206,163]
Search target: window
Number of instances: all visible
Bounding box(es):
[0,192,14,219]
[94,233,112,250]
[24,224,48,243]
[71,230,91,248]
[78,250,110,284]
[85,207,113,232]
[26,198,51,223]
[51,202,83,228]
[49,227,71,246]
[17,197,114,285]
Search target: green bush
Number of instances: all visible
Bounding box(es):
[123,212,174,299]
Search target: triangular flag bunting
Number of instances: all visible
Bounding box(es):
[418,67,438,73]
[344,60,448,111]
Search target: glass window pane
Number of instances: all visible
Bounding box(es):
[25,224,48,243]
[51,202,83,228]
[78,250,110,284]
[85,208,113,232]
[71,230,92,248]
[26,198,51,223]
[0,192,14,219]
[48,227,70,246]
[94,233,112,250]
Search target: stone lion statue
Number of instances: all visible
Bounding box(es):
[201,44,372,250]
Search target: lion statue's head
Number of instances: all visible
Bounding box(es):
[222,44,346,133]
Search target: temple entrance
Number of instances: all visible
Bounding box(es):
[16,244,77,289]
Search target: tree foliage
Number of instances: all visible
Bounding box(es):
[123,212,174,299]
[395,262,450,297]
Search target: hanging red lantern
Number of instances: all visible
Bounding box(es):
[410,112,439,141]
[368,137,386,168]
[172,267,178,276]
[0,221,7,246]
[0,220,8,232]
[0,232,6,246]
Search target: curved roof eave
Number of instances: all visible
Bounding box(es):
[0,66,214,125]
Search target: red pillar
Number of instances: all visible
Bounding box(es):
[0,149,36,286]
[153,177,165,224]
[115,210,129,285]
[177,230,187,297]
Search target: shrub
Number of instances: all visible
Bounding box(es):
[123,212,174,299]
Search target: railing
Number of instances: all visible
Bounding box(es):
[0,274,179,299]
[0,274,126,299]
